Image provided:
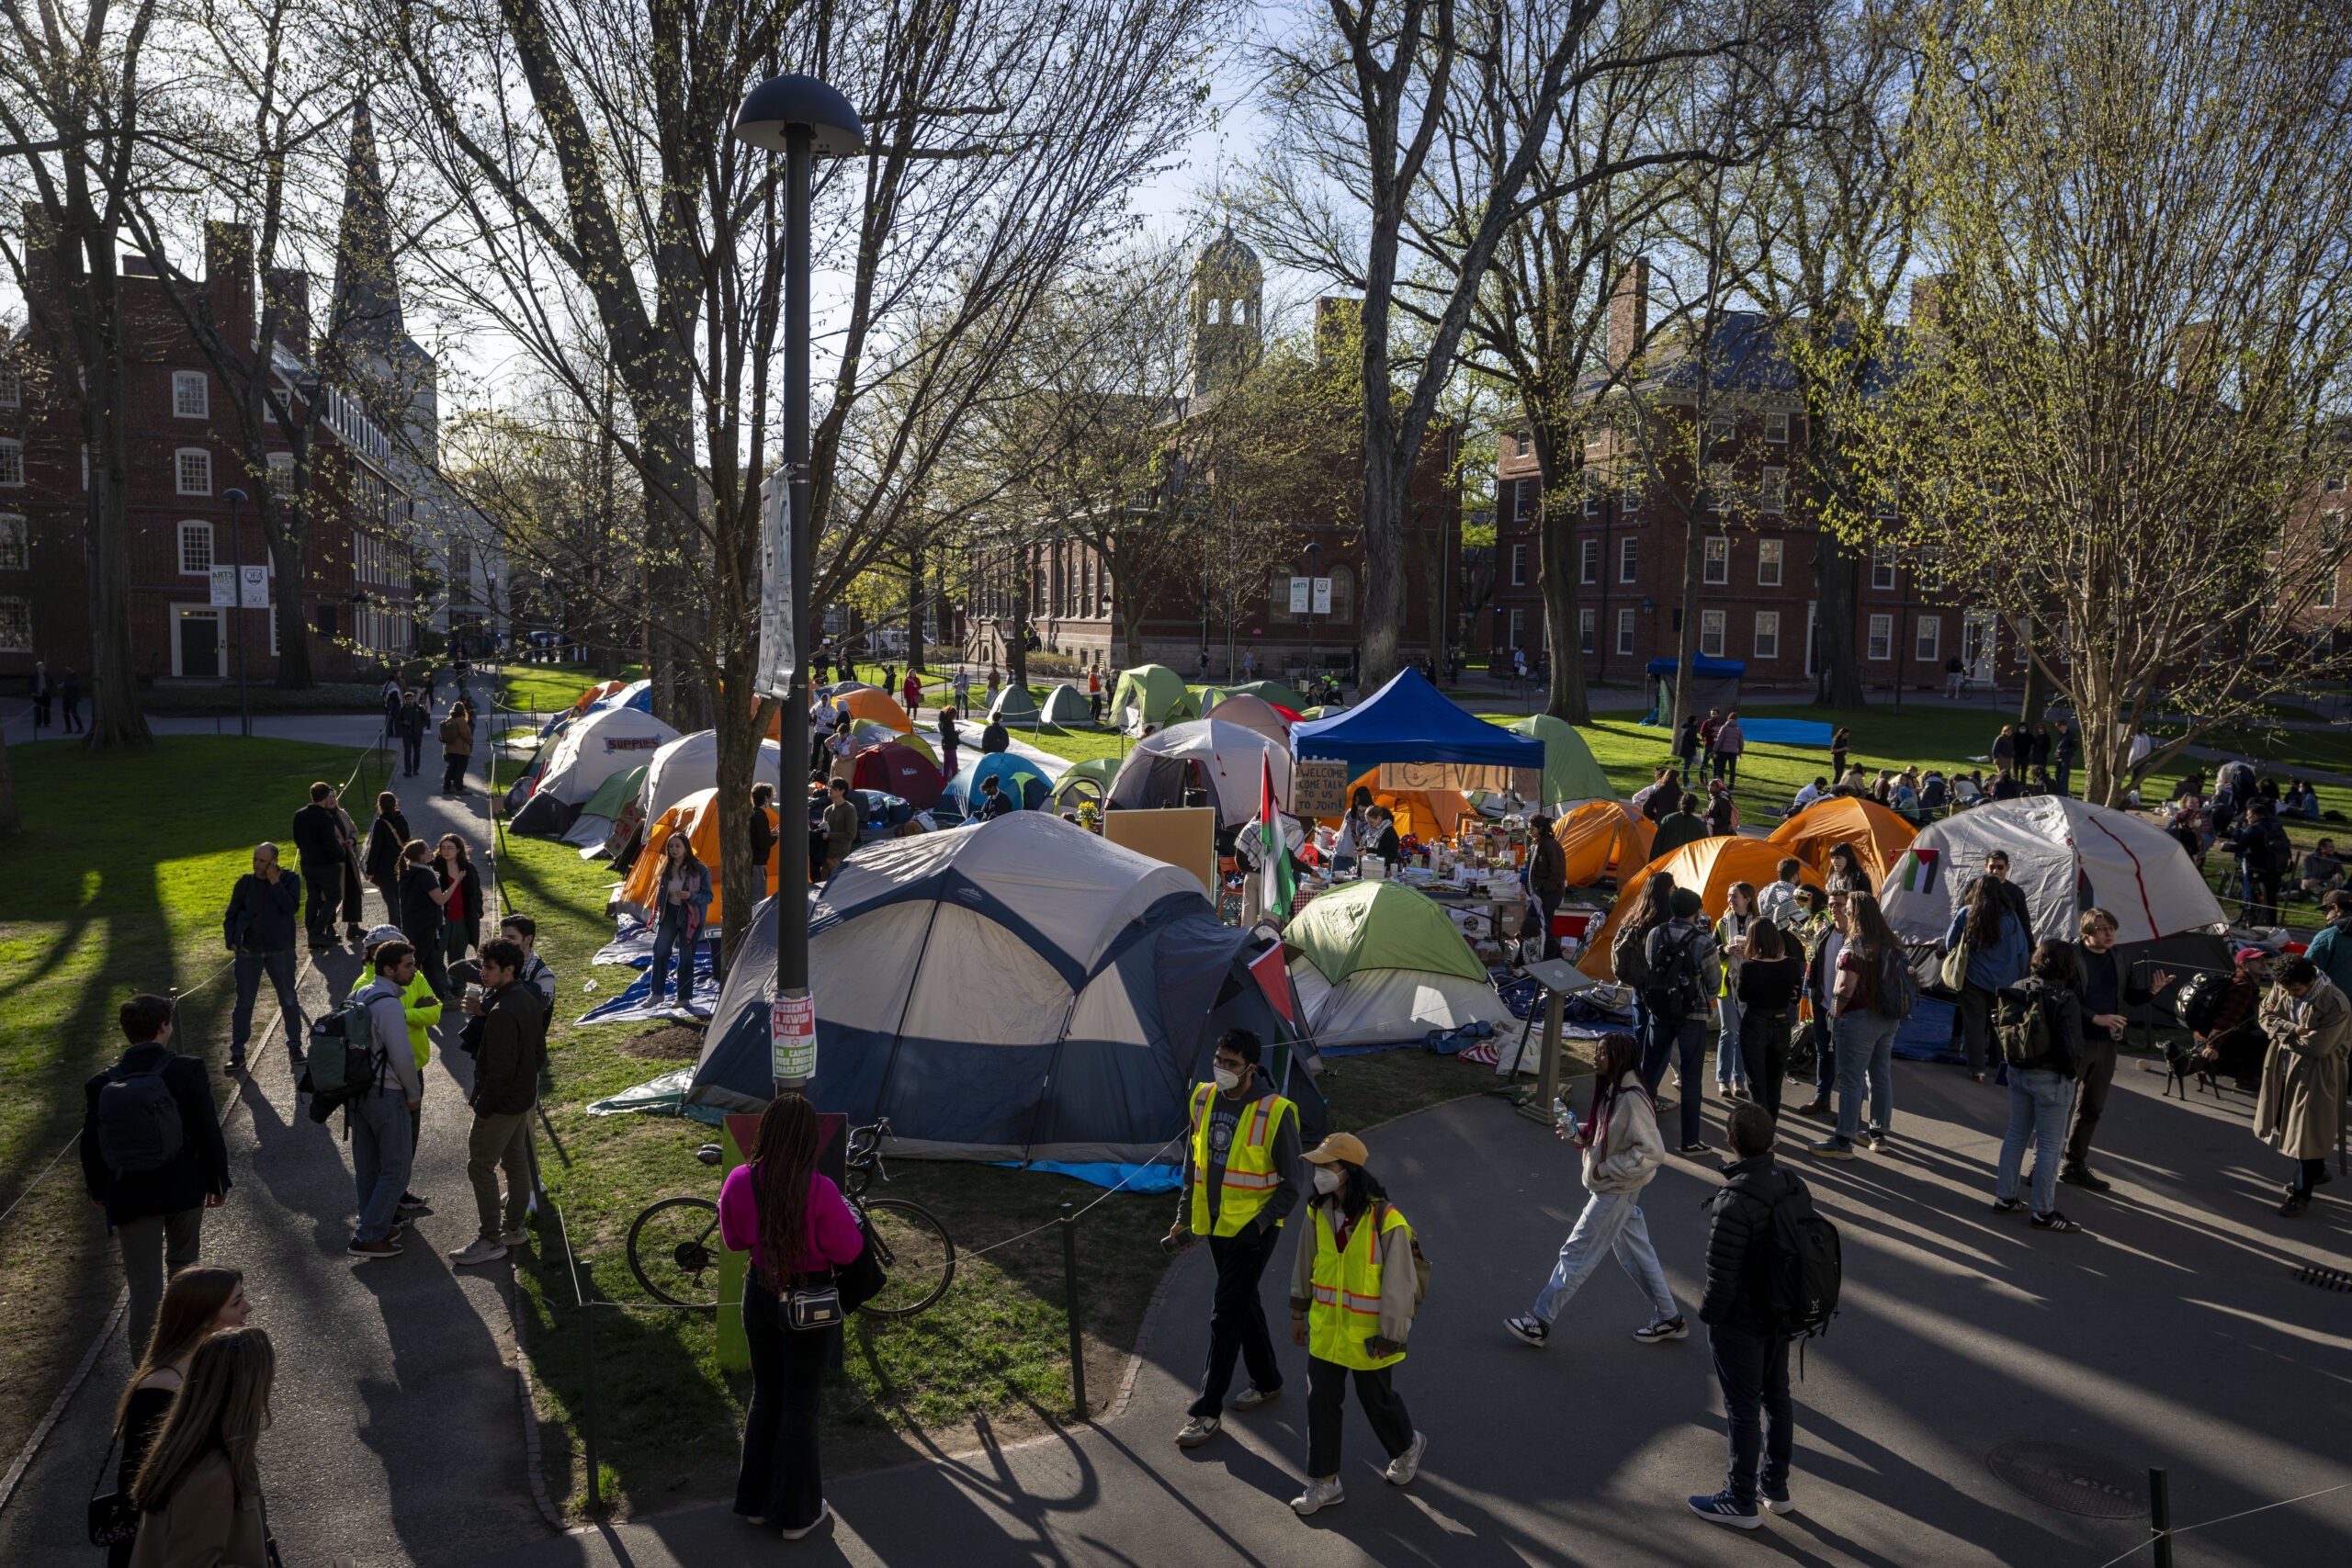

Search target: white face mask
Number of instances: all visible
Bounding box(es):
[1313,1166,1342,1196]
[1213,1067,1242,1092]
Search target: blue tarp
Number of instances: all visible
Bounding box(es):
[1738,719,1835,746]
[1894,997,1962,1064]
[989,1160,1185,1192]
[1645,656,1747,678]
[579,944,719,1022]
[1292,666,1544,778]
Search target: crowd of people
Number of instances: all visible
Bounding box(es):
[379,673,481,799]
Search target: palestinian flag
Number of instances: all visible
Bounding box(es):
[1892,847,1940,896]
[1259,749,1295,921]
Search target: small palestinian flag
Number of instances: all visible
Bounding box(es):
[1892,847,1939,896]
[1259,749,1295,921]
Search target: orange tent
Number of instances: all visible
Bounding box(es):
[620,787,779,929]
[835,688,912,733]
[571,680,625,716]
[1768,796,1917,882]
[1553,800,1656,887]
[1577,836,1823,982]
[1319,768,1471,839]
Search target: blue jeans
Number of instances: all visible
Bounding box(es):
[1710,1321,1793,1506]
[1831,1011,1900,1147]
[1641,1008,1707,1146]
[231,948,301,1061]
[647,912,690,1009]
[1996,1069,2075,1213]
[1715,995,1744,1086]
[1532,1189,1678,1325]
[350,1089,414,1243]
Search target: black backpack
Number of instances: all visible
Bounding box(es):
[1613,919,1654,987]
[301,991,388,1121]
[96,1057,185,1178]
[2174,971,2229,1032]
[1994,980,2075,1076]
[1762,1179,1841,1342]
[1651,924,1708,1019]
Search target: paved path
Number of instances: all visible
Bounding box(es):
[0,776,556,1568]
[486,1066,2349,1568]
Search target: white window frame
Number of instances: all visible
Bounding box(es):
[1623,478,1640,513]
[1868,613,1894,660]
[1703,536,1729,585]
[0,513,23,570]
[1619,537,1638,583]
[0,437,23,488]
[1916,615,1941,662]
[1700,608,1725,658]
[0,594,29,650]
[175,447,212,496]
[1754,610,1780,660]
[178,520,214,575]
[1508,607,1525,649]
[1578,606,1596,654]
[172,370,208,418]
[1764,411,1788,444]
[1706,462,1732,511]
[1616,606,1636,656]
[1510,544,1527,586]
[1579,537,1600,585]
[1584,487,1601,518]
[1758,538,1783,586]
[1875,482,1899,520]
[267,451,295,495]
[1759,467,1786,514]
[1871,546,1897,591]
[1707,414,1735,448]
[0,365,18,407]
[1917,546,1943,590]
[2323,577,2340,612]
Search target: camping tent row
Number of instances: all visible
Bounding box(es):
[983,682,1091,727]
[507,705,683,834]
[1106,718,1293,828]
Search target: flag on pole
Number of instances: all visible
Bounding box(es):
[1259,749,1295,921]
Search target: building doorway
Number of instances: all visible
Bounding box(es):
[174,606,222,678]
[1962,610,1998,687]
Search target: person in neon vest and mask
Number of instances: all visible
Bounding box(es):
[1284,1131,1425,1516]
[1169,1029,1301,1450]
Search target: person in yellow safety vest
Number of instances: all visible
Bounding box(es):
[1285,1131,1425,1517]
[1168,1030,1302,1450]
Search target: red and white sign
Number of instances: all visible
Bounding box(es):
[770,989,817,1080]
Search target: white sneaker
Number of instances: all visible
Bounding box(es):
[1291,1478,1345,1516]
[1385,1430,1428,1485]
[501,1226,530,1248]
[448,1237,509,1266]
[1763,1491,1797,1516]
[1174,1416,1221,1449]
[778,1500,829,1540]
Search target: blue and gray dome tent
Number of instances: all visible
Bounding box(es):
[688,814,1323,1184]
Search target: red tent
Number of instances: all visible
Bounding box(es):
[853,741,945,810]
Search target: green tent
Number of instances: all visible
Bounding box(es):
[1211,679,1310,714]
[1110,665,1200,734]
[1049,754,1117,806]
[1284,880,1487,985]
[578,763,648,824]
[1509,714,1615,804]
[989,683,1042,724]
[1038,683,1092,726]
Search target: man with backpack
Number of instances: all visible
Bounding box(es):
[345,942,425,1260]
[2064,909,2169,1195]
[1687,1102,1823,1529]
[397,691,428,779]
[79,995,232,1354]
[1643,888,1723,1155]
[451,940,549,1266]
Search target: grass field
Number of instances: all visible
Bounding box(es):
[0,735,380,1468]
[493,661,647,717]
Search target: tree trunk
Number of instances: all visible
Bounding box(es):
[0,724,18,832]
[2017,617,2047,727]
[1813,530,1864,708]
[1537,445,1589,724]
[1006,547,1032,693]
[265,529,313,691]
[1668,506,1707,738]
[710,661,766,972]
[1359,452,1408,693]
[907,555,928,675]
[82,326,151,749]
[1110,556,1145,668]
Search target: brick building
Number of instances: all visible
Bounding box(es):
[0,114,426,687]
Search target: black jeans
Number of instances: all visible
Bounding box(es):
[1189,1222,1283,1419]
[2245,872,2280,928]
[401,733,423,775]
[2294,1157,2328,1197]
[2065,1036,2117,1167]
[1305,1354,1413,1479]
[232,949,302,1063]
[304,861,343,945]
[1741,1007,1792,1121]
[1711,1320,1793,1506]
[443,751,469,793]
[737,1280,831,1530]
[1955,984,2000,1074]
[1640,1006,1706,1145]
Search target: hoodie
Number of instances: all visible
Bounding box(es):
[1580,1071,1666,1194]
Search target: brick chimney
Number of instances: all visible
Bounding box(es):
[263,267,311,356]
[1911,274,1953,329]
[205,221,255,360]
[1608,258,1650,373]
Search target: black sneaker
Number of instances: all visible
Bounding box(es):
[1503,1315,1549,1347]
[1633,1315,1688,1344]
[1991,1196,2027,1214]
[398,1193,432,1215]
[2278,1194,2312,1217]
[2058,1165,2111,1193]
[2030,1211,2085,1233]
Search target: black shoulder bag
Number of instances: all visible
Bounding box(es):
[86,1432,138,1547]
[749,1172,848,1331]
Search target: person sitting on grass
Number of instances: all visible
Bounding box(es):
[2301,839,2345,900]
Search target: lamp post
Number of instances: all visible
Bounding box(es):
[222,488,252,737]
[734,73,865,1096]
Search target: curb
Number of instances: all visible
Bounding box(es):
[0,1290,124,1517]
[505,1272,569,1532]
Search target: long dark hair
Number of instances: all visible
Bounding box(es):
[130,1328,273,1514]
[752,1093,825,1288]
[117,1267,243,1435]
[1962,873,2008,947]
[1844,889,1900,959]
[1324,1159,1389,1225]
[1621,872,1676,934]
[1581,1031,1647,1149]
[437,832,473,877]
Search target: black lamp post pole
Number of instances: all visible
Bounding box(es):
[776,122,814,1080]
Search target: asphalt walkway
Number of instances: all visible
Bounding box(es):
[0,773,553,1568]
[486,1066,2350,1568]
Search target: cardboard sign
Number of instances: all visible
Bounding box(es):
[1103,807,1218,901]
[1291,759,1351,818]
[1377,761,1544,797]
[770,989,816,1081]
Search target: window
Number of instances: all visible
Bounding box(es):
[175,448,211,495]
[1703,536,1729,584]
[1874,482,1899,519]
[2323,510,2345,549]
[1619,537,1638,583]
[1617,607,1636,655]
[1917,547,1942,590]
[1511,544,1528,586]
[1584,486,1600,518]
[1871,546,1897,591]
[0,438,22,487]
[2328,475,2345,493]
[1868,613,1894,660]
[0,514,23,570]
[1623,477,1641,513]
[1759,467,1785,513]
[1584,425,1603,451]
[1509,608,1525,649]
[1516,434,1532,457]
[178,520,214,575]
[268,452,294,495]
[1700,609,1725,658]
[0,365,18,406]
[1707,414,1735,448]
[2324,577,2340,611]
[0,595,28,649]
[1916,615,1940,661]
[1580,537,1600,584]
[1764,411,1788,444]
[317,601,338,637]
[1579,607,1596,654]
[173,371,208,418]
[1758,538,1783,586]
[1267,570,1295,623]
[1754,611,1780,660]
[1706,462,1732,511]
[1514,477,1536,521]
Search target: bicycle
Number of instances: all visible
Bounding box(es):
[625,1116,956,1317]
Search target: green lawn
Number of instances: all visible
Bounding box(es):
[494,661,645,717]
[0,735,379,1465]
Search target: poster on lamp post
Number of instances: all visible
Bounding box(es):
[755,467,797,699]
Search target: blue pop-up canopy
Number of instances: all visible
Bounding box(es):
[1291,666,1545,778]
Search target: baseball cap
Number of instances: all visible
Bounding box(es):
[1302,1132,1369,1167]
[2234,946,2272,967]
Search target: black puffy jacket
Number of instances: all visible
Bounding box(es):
[1699,1153,1806,1330]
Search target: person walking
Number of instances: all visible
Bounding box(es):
[347,942,424,1260]
[450,939,548,1265]
[382,675,403,741]
[1285,1132,1425,1517]
[1502,1031,1683,1348]
[951,665,971,713]
[331,788,368,940]
[397,840,455,1002]
[106,1268,251,1568]
[438,700,473,797]
[1528,816,1567,961]
[396,692,427,779]
[1944,871,2030,1080]
[1685,1103,1806,1529]
[2256,953,2349,1217]
[1677,716,1702,776]
[435,833,484,975]
[59,667,82,733]
[647,829,713,1011]
[1736,921,1804,1121]
[719,1091,869,1540]
[80,997,232,1357]
[1828,727,1850,785]
[1714,884,1758,1098]
[27,660,52,730]
[1714,712,1746,784]
[936,706,960,782]
[1643,888,1723,1154]
[1169,1029,1301,1449]
[1989,941,2091,1233]
[903,668,922,717]
[2052,718,2079,797]
[123,1327,276,1568]
[364,792,411,920]
[290,782,346,953]
[221,843,303,1077]
[2063,909,2166,1194]
[1807,891,1914,1158]
[1944,651,1964,699]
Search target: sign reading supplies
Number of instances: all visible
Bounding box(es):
[755,468,798,700]
[771,989,816,1081]
[1377,761,1543,798]
[1291,759,1351,817]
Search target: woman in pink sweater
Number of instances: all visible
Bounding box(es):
[718,1093,865,1540]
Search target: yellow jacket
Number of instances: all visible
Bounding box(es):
[400,970,443,1067]
[1182,1083,1298,1238]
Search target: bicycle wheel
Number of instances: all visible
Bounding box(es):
[627,1196,723,1310]
[857,1197,956,1317]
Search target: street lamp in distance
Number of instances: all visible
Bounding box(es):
[222,487,252,738]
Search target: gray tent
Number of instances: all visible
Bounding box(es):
[1039,683,1091,726]
[989,683,1042,724]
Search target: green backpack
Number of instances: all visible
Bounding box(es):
[305,989,386,1111]
[1993,981,2075,1077]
